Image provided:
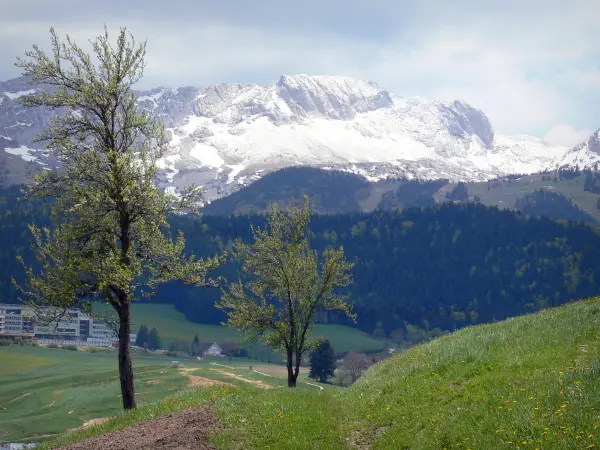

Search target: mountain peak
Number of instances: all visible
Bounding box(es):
[447,99,495,149]
[274,74,393,120]
[556,128,600,170]
[1,73,593,202]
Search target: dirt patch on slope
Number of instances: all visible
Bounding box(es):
[178,368,232,388]
[57,406,219,450]
[209,368,273,389]
[80,417,110,429]
[252,364,303,375]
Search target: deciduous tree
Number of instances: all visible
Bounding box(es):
[217,196,355,387]
[13,26,222,410]
[341,350,371,384]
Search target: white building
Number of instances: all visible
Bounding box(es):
[0,304,133,345]
[0,304,24,334]
[197,342,222,356]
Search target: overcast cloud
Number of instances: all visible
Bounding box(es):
[1,0,599,145]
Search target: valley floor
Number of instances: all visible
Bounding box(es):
[0,346,328,444]
[29,297,600,449]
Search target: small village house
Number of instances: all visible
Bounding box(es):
[195,342,222,357]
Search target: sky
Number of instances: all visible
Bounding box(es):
[1,0,599,146]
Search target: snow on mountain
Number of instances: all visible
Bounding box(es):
[0,73,589,201]
[556,129,600,170]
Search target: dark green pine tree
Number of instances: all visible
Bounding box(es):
[191,334,200,356]
[309,340,336,383]
[148,327,161,350]
[135,325,149,347]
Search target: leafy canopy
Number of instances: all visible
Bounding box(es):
[217,196,355,360]
[12,25,222,315]
[309,339,337,383]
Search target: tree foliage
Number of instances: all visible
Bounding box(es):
[217,196,355,386]
[135,324,148,347]
[4,188,600,347]
[11,26,222,410]
[148,327,161,350]
[446,182,469,201]
[339,350,371,385]
[309,339,336,383]
[514,190,596,223]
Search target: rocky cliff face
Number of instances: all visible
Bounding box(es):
[1,73,585,202]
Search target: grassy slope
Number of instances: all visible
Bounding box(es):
[94,303,389,353]
[342,296,600,449]
[41,297,600,449]
[434,174,600,222]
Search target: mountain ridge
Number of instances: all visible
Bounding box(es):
[1,74,596,201]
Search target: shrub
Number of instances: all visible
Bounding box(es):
[47,343,59,348]
[62,344,78,351]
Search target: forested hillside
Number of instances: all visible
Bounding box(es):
[3,184,600,342]
[203,167,373,215]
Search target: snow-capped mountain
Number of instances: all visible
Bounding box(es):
[0,74,591,201]
[556,129,600,170]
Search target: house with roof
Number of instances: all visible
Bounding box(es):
[194,342,222,357]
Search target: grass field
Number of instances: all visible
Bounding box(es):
[0,345,330,443]
[93,302,390,353]
[38,297,600,449]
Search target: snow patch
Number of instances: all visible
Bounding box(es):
[189,143,225,168]
[226,164,245,184]
[3,89,36,100]
[0,135,12,141]
[4,145,39,162]
[165,186,182,199]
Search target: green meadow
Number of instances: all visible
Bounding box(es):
[94,302,390,353]
[37,297,600,449]
[0,345,328,443]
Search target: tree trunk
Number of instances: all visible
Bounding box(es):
[117,300,136,410]
[294,356,301,387]
[286,349,297,387]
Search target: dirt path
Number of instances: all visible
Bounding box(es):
[8,392,31,403]
[57,406,218,450]
[208,368,274,389]
[178,368,232,388]
[79,418,110,430]
[251,368,324,390]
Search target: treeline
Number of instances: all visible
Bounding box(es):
[3,185,600,339]
[514,190,597,224]
[166,204,600,337]
[378,179,448,209]
[204,166,370,215]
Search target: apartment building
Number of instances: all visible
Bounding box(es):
[0,303,126,343]
[0,304,24,334]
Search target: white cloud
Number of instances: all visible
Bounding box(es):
[1,0,599,138]
[568,69,600,88]
[543,124,591,147]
